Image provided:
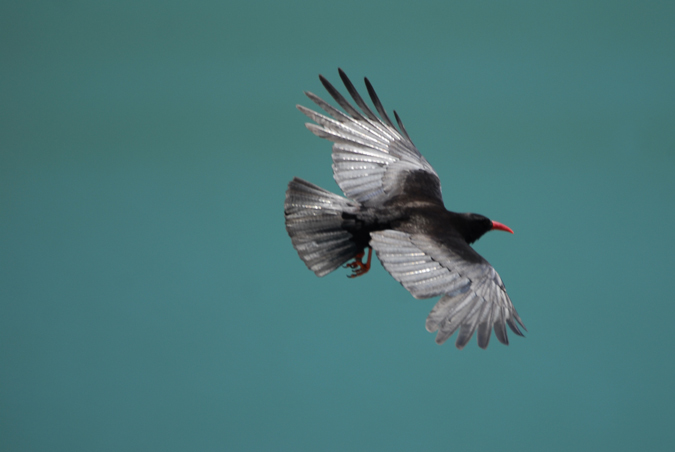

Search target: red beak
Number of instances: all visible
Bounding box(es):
[491,220,514,234]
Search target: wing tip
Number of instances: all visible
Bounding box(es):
[506,317,526,337]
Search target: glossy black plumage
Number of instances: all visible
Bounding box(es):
[284,69,525,350]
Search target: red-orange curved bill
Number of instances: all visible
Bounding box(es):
[491,221,514,234]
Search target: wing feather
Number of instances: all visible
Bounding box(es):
[371,230,525,349]
[394,110,412,142]
[339,68,380,122]
[364,77,397,130]
[299,69,441,206]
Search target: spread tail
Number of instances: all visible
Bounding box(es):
[284,177,362,277]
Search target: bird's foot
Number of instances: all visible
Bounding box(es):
[344,247,372,278]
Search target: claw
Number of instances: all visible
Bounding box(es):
[344,247,372,278]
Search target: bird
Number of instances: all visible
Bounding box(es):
[284,68,526,350]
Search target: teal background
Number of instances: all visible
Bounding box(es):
[2,1,674,451]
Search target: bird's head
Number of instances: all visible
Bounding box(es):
[460,213,514,244]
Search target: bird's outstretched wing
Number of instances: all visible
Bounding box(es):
[298,68,442,206]
[370,230,526,349]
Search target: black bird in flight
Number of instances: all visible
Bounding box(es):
[284,69,526,349]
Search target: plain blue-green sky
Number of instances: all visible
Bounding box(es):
[2,1,674,451]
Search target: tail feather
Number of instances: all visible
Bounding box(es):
[285,177,361,276]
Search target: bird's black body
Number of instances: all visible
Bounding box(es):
[344,204,493,263]
[284,69,525,350]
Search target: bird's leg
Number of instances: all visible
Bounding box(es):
[344,247,372,278]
